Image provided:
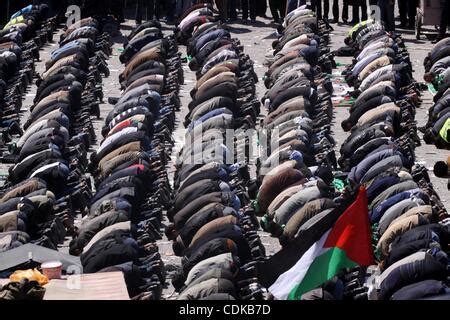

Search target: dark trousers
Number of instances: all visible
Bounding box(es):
[269,0,286,22]
[242,0,257,20]
[352,0,368,22]
[440,0,450,37]
[343,0,367,22]
[398,0,417,26]
[110,0,125,22]
[228,0,237,20]
[160,0,175,20]
[323,0,339,20]
[310,0,323,19]
[136,0,159,23]
[378,0,395,31]
[215,0,227,19]
[343,0,349,21]
[257,0,268,17]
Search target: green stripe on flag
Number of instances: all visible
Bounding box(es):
[428,83,437,95]
[288,247,357,300]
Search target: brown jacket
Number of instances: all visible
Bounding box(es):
[282,198,336,244]
[358,56,392,81]
[257,167,305,213]
[31,90,71,113]
[63,17,96,38]
[97,141,142,170]
[125,74,165,93]
[388,205,434,228]
[267,183,305,216]
[264,97,307,126]
[121,47,163,81]
[195,73,237,101]
[1,180,44,203]
[268,51,303,76]
[197,60,239,80]
[356,103,400,128]
[189,215,238,247]
[0,211,18,232]
[196,65,235,89]
[42,54,80,79]
[377,214,428,258]
[263,160,300,181]
[98,151,144,179]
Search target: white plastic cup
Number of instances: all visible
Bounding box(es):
[41,261,62,280]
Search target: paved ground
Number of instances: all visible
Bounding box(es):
[5,4,449,297]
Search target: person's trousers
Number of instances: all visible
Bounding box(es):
[110,0,125,21]
[398,0,417,26]
[269,0,286,22]
[161,0,175,19]
[440,0,450,37]
[228,0,237,19]
[215,0,228,19]
[136,0,158,23]
[323,0,339,20]
[352,0,368,23]
[256,0,268,17]
[378,0,395,31]
[241,0,257,20]
[311,0,323,19]
[343,0,349,21]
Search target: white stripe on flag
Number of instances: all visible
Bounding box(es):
[269,229,331,300]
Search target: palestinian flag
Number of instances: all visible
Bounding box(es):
[269,187,374,300]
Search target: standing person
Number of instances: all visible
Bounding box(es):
[342,0,349,24]
[241,0,257,23]
[351,0,368,23]
[136,0,157,24]
[378,0,395,31]
[109,0,124,22]
[228,0,238,21]
[323,0,339,22]
[310,0,323,19]
[215,0,228,21]
[398,0,417,29]
[257,0,268,18]
[437,0,450,41]
[159,0,175,22]
[269,0,286,23]
[175,0,192,19]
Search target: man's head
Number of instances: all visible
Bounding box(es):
[341,119,353,132]
[424,72,434,83]
[434,161,449,178]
